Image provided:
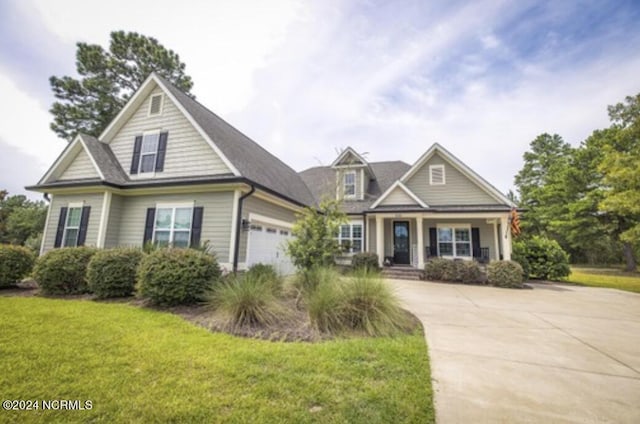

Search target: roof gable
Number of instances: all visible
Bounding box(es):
[371,181,427,208]
[331,147,367,167]
[401,143,514,206]
[39,135,105,184]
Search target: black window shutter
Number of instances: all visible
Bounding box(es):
[472,227,481,258]
[429,228,437,257]
[76,206,91,246]
[54,207,68,248]
[130,135,143,174]
[143,208,156,245]
[190,207,204,247]
[155,132,168,172]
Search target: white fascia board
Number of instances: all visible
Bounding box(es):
[370,180,427,209]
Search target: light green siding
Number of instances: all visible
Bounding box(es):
[379,186,419,206]
[42,193,104,252]
[104,194,124,249]
[238,196,298,263]
[58,149,99,180]
[109,85,231,179]
[405,152,499,205]
[110,192,235,263]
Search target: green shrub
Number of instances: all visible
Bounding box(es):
[512,236,570,280]
[424,258,450,281]
[32,247,98,295]
[294,265,340,298]
[137,248,221,306]
[307,277,345,333]
[351,252,379,271]
[457,261,485,284]
[487,261,524,288]
[0,245,36,287]
[511,242,531,280]
[245,263,282,295]
[209,272,284,328]
[87,248,144,299]
[341,269,409,336]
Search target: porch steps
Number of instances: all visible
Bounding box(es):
[381,267,424,281]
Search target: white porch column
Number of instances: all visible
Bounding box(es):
[493,220,500,262]
[376,216,384,267]
[417,216,424,269]
[500,215,512,260]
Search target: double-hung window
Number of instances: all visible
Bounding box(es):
[437,226,471,258]
[140,132,160,173]
[344,171,356,198]
[154,206,193,248]
[63,206,82,247]
[337,223,363,253]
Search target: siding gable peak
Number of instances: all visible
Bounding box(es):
[99,73,240,177]
[38,135,105,184]
[371,181,427,209]
[399,143,515,206]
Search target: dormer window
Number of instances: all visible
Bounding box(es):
[148,94,164,116]
[429,164,445,185]
[344,171,356,198]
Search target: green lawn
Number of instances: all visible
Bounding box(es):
[0,297,434,423]
[562,266,640,293]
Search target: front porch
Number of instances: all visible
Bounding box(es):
[366,212,513,269]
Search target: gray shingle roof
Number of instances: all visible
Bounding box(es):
[79,134,128,185]
[299,161,411,213]
[158,75,315,206]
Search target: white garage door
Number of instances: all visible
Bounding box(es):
[246,224,296,275]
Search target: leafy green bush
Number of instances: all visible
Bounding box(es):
[341,269,410,336]
[87,248,144,299]
[0,245,35,287]
[425,258,484,283]
[32,247,98,295]
[137,248,221,306]
[457,261,485,284]
[351,252,379,271]
[487,261,524,288]
[294,265,340,298]
[245,263,282,295]
[513,236,570,280]
[424,258,450,281]
[209,272,283,328]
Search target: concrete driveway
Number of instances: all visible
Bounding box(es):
[392,280,640,424]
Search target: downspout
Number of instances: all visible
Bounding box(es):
[43,193,50,202]
[233,185,255,273]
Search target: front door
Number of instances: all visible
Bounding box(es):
[393,221,410,265]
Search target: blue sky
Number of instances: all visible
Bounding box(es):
[1,0,639,199]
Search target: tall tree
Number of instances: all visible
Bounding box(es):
[50,31,194,140]
[598,94,640,271]
[0,193,47,245]
[514,133,573,242]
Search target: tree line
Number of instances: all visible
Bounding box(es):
[514,93,640,271]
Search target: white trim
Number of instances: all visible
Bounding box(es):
[39,135,105,184]
[343,170,356,199]
[96,191,112,248]
[67,201,84,208]
[78,136,105,180]
[435,223,473,259]
[376,217,384,267]
[99,73,241,176]
[360,168,365,200]
[228,189,241,265]
[147,93,164,117]
[399,143,515,206]
[248,213,294,229]
[137,129,162,175]
[40,194,53,255]
[371,181,428,209]
[155,201,194,209]
[62,204,84,247]
[152,202,195,247]
[331,147,368,168]
[429,164,445,185]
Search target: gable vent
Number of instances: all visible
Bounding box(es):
[148,94,163,116]
[430,165,445,185]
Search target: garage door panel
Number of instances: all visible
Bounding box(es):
[247,223,295,275]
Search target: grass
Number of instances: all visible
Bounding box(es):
[0,297,434,423]
[562,266,640,293]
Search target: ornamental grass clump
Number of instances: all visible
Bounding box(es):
[209,272,284,328]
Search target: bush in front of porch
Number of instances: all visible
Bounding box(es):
[424,258,484,284]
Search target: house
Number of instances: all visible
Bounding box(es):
[28,73,515,273]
